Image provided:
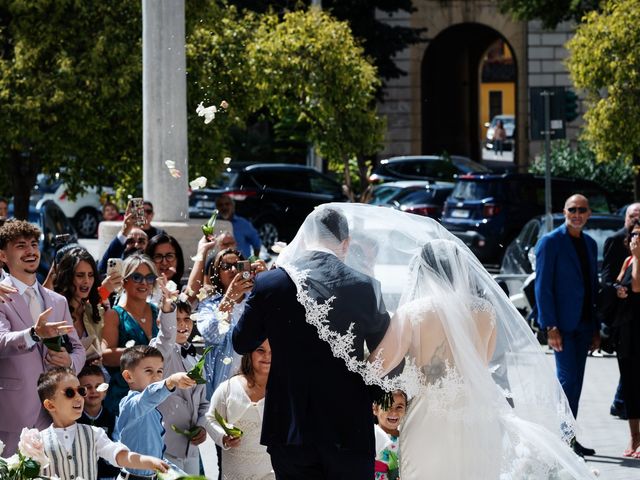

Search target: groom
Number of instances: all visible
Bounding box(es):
[233,207,390,479]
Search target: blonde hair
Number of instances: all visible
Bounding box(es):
[122,253,158,280]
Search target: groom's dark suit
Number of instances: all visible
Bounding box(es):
[233,251,390,480]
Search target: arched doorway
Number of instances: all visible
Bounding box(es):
[421,23,517,163]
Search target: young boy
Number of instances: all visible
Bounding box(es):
[114,345,196,479]
[77,365,121,480]
[373,391,407,480]
[37,367,169,480]
[150,299,209,474]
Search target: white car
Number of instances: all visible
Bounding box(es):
[30,174,114,238]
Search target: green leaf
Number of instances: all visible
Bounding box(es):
[156,468,207,480]
[186,346,213,384]
[214,408,244,438]
[170,424,201,439]
[22,458,40,478]
[201,210,218,237]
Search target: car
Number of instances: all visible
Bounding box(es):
[367,181,454,220]
[30,173,114,238]
[441,172,614,265]
[484,114,515,151]
[189,163,348,248]
[7,199,78,282]
[368,155,492,184]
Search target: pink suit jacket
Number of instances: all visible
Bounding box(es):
[0,276,85,454]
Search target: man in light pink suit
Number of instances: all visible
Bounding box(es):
[0,220,85,455]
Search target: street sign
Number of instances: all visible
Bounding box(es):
[529,87,566,141]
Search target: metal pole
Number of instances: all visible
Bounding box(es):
[541,90,553,233]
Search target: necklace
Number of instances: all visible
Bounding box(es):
[125,305,148,325]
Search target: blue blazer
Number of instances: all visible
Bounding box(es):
[233,252,390,456]
[534,224,599,332]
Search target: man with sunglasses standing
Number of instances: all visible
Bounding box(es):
[0,219,85,455]
[535,194,600,458]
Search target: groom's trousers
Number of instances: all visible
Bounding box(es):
[268,443,374,480]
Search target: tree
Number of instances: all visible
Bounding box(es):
[0,0,143,219]
[496,0,601,29]
[566,0,640,200]
[250,8,385,198]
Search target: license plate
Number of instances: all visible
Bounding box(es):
[451,209,470,218]
[196,200,216,209]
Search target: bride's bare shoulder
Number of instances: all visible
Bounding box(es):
[396,298,438,324]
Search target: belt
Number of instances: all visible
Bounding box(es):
[119,471,157,480]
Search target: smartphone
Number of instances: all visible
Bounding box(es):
[130,197,145,227]
[237,260,253,279]
[107,258,123,277]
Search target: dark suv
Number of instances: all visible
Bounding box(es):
[189,163,347,248]
[440,173,613,264]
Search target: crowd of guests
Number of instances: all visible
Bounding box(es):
[1,193,639,479]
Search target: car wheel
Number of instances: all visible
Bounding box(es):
[74,208,100,237]
[256,219,279,250]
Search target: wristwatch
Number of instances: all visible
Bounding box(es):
[29,327,41,343]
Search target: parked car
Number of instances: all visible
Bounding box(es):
[367,181,454,220]
[189,163,348,248]
[441,173,614,265]
[30,174,114,238]
[368,155,492,184]
[8,199,78,282]
[484,114,515,151]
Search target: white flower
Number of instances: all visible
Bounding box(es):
[178,292,189,303]
[196,289,210,302]
[6,453,20,470]
[196,102,217,124]
[214,309,229,323]
[223,156,232,165]
[18,428,48,468]
[271,241,287,254]
[189,176,208,190]
[218,322,230,335]
[165,160,176,169]
[96,383,109,393]
[191,335,204,343]
[0,438,4,456]
[189,312,200,322]
[125,340,135,348]
[165,280,178,292]
[220,100,229,109]
[222,357,232,365]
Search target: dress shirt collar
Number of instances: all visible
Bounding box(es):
[51,422,78,452]
[10,275,38,295]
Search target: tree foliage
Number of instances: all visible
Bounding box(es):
[249,8,384,197]
[528,140,634,207]
[566,0,640,199]
[496,0,601,29]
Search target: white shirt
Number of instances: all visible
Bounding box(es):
[11,275,45,348]
[51,423,128,467]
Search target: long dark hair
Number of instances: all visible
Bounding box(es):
[145,233,185,284]
[207,248,244,294]
[53,247,101,323]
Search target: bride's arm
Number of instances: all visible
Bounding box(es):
[367,309,412,376]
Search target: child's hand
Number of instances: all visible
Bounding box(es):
[189,426,207,445]
[223,434,242,449]
[166,372,196,390]
[138,455,169,473]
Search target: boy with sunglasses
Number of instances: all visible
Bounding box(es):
[37,367,169,480]
[113,345,196,479]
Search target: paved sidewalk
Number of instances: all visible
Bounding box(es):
[577,353,640,479]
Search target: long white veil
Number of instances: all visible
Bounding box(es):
[278,203,595,479]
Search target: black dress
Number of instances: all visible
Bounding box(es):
[613,264,640,419]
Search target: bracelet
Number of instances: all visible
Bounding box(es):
[97,285,110,303]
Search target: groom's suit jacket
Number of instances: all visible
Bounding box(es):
[0,276,85,454]
[233,251,390,456]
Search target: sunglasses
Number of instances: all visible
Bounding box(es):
[219,261,238,271]
[631,232,640,238]
[62,386,87,398]
[566,207,589,214]
[127,272,158,284]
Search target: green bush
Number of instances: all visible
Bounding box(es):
[529,140,634,208]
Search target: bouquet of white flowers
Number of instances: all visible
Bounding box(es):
[0,428,49,479]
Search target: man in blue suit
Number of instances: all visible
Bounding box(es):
[233,207,390,479]
[535,194,601,457]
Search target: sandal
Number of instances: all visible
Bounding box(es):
[623,448,635,457]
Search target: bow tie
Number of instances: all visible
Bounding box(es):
[181,344,196,358]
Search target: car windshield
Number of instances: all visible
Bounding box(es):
[394,188,437,204]
[369,186,402,205]
[451,157,492,173]
[34,174,62,194]
[450,180,499,201]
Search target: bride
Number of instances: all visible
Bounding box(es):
[278,203,596,479]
